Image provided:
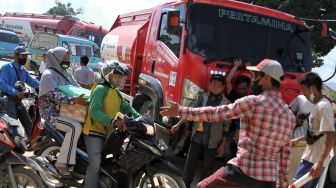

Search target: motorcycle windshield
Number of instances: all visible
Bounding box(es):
[187,3,312,72]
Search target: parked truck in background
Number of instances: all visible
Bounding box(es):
[101,0,312,154]
[0,12,108,47]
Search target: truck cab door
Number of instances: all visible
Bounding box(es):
[151,5,186,153]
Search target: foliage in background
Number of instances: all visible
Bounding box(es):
[45,0,83,19]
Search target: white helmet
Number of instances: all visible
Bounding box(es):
[99,60,130,89]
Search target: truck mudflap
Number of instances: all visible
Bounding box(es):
[146,158,183,177]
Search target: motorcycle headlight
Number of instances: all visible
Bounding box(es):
[144,124,154,136]
[182,79,203,106]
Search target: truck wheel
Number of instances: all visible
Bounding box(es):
[139,101,154,120]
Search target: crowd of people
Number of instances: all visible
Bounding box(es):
[0,46,133,187]
[162,59,336,188]
[0,45,335,188]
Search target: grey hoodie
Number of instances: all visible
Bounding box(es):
[39,47,79,97]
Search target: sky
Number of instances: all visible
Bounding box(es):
[1,0,336,89]
[0,0,167,30]
[313,47,336,90]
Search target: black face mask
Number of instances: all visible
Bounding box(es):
[251,79,263,95]
[18,57,27,65]
[60,61,70,70]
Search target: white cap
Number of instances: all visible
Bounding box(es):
[246,59,284,82]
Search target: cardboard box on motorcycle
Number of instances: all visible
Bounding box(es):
[58,85,90,123]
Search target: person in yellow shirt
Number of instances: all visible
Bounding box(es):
[82,61,140,188]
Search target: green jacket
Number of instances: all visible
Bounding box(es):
[82,83,140,137]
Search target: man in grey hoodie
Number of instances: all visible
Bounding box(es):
[39,47,88,176]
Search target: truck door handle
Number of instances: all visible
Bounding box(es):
[151,60,156,74]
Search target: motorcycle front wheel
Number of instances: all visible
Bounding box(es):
[137,169,186,188]
[0,166,44,188]
[37,142,63,187]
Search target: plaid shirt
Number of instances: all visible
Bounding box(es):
[178,90,295,188]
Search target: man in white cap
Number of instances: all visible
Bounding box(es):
[161,59,296,188]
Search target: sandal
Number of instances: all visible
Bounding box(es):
[55,162,71,177]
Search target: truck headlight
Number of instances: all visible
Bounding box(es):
[182,79,203,106]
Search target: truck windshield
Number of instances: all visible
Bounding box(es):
[30,34,58,51]
[187,3,312,72]
[0,32,20,44]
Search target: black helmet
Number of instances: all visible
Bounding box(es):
[100,60,130,77]
[99,61,130,88]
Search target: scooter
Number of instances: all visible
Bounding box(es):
[36,113,185,188]
[16,81,53,154]
[0,96,44,187]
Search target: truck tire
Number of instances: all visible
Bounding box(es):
[139,100,154,120]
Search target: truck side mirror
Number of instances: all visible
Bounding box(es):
[167,9,180,35]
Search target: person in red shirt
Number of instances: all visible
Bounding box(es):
[161,59,296,188]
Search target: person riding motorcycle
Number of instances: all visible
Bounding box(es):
[0,46,39,138]
[39,47,88,177]
[82,60,140,188]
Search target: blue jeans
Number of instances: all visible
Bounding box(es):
[293,160,321,188]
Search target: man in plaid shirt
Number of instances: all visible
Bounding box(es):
[161,59,296,188]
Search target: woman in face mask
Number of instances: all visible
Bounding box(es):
[39,47,88,177]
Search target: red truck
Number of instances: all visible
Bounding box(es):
[0,12,108,46]
[101,0,312,152]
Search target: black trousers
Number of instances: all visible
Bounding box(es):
[184,141,217,187]
[223,164,276,188]
[5,97,33,138]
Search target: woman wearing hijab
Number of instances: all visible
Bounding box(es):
[39,47,88,176]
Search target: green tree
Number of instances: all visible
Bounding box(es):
[238,0,336,68]
[45,0,83,19]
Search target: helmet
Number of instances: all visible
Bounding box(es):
[99,61,131,89]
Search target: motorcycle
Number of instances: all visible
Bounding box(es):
[36,113,185,188]
[0,96,44,187]
[16,81,52,154]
